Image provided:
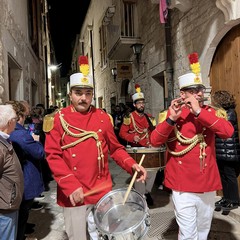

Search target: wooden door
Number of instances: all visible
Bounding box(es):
[209,24,240,197]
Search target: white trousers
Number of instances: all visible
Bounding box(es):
[172,190,215,240]
[63,205,98,240]
[134,170,157,195]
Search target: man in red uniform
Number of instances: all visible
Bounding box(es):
[44,56,146,240]
[119,84,157,206]
[150,53,234,240]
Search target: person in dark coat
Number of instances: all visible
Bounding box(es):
[212,90,240,213]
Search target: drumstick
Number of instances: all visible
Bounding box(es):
[84,181,112,197]
[122,154,145,205]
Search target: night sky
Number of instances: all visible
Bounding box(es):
[47,1,90,77]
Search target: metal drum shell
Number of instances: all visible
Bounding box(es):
[94,188,150,240]
[126,147,166,170]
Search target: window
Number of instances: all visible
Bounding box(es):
[121,1,136,37]
[28,0,40,56]
[99,25,107,68]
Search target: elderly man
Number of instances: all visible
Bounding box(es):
[44,56,146,240]
[0,105,24,240]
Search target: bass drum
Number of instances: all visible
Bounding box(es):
[126,146,166,171]
[94,188,150,240]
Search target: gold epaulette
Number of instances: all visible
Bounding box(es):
[215,108,228,120]
[107,113,114,126]
[123,116,131,125]
[43,110,59,132]
[158,110,167,123]
[150,117,156,127]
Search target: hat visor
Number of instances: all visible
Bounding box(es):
[133,98,145,103]
[181,84,205,90]
[70,84,93,89]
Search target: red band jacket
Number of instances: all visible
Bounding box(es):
[44,106,136,207]
[119,111,155,147]
[150,105,234,193]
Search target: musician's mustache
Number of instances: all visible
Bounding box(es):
[79,101,87,104]
[177,97,209,106]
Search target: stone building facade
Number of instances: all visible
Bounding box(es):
[72,0,240,120]
[0,0,52,107]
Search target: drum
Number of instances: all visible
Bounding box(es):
[94,188,150,240]
[126,147,166,170]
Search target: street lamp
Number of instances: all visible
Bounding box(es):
[111,67,117,82]
[48,63,62,71]
[47,63,62,108]
[131,43,143,65]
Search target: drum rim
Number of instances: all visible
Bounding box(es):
[94,188,148,235]
[126,147,166,153]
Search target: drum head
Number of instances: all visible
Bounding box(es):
[94,188,147,235]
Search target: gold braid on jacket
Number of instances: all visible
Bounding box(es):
[59,111,104,178]
[130,113,149,141]
[166,126,207,172]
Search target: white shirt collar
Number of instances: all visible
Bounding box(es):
[0,131,10,139]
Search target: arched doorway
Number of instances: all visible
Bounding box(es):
[210,24,240,120]
[209,24,240,196]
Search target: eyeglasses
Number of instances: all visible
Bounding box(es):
[185,87,206,94]
[135,101,145,105]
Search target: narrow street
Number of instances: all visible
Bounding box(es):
[27,158,240,240]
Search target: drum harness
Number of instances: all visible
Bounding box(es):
[58,111,105,178]
[166,126,207,172]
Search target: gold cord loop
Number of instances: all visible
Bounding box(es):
[166,126,207,172]
[59,111,105,177]
[130,113,149,141]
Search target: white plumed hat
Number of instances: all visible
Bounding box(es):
[69,56,93,89]
[179,52,205,90]
[132,84,145,102]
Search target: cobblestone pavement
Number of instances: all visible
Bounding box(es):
[27,158,240,240]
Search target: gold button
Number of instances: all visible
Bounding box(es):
[72,154,76,157]
[179,161,182,164]
[203,127,206,131]
[99,129,102,132]
[178,142,181,145]
[73,167,77,171]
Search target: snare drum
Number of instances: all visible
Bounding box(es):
[94,188,150,240]
[126,147,166,170]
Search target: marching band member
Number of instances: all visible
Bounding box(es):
[119,84,157,206]
[44,56,146,240]
[150,53,234,240]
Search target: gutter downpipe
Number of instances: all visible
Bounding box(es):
[89,29,96,104]
[164,10,174,109]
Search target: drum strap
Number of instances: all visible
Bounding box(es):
[144,113,155,131]
[166,126,207,172]
[58,111,104,178]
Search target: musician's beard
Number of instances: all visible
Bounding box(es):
[136,107,144,114]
